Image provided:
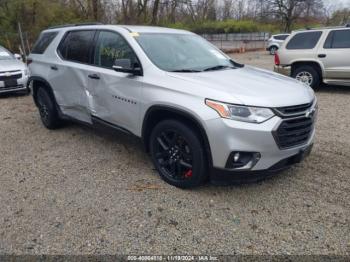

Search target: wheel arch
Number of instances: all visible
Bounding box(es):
[142,105,213,168]
[291,61,324,79]
[28,76,57,107]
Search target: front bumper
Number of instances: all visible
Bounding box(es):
[274,65,291,76]
[204,113,315,181]
[0,76,28,94]
[210,144,313,184]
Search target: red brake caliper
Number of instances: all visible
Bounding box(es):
[184,170,193,178]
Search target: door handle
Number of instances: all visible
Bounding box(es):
[50,65,58,70]
[318,54,326,58]
[88,74,100,80]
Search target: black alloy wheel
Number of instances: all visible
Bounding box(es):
[150,120,207,188]
[36,87,62,129]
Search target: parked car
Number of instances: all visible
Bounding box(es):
[28,24,317,188]
[266,34,290,55]
[0,46,30,94]
[274,25,350,89]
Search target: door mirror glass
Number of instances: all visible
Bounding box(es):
[112,59,142,75]
[113,58,132,70]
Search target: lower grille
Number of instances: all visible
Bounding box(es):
[0,85,24,91]
[274,116,314,149]
[0,73,22,81]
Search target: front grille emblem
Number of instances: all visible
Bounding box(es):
[4,72,11,77]
[305,108,315,118]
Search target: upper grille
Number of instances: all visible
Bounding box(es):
[275,101,314,117]
[0,71,22,81]
[274,116,315,149]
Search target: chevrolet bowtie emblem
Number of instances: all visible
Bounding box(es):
[305,108,315,118]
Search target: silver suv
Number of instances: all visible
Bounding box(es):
[274,26,350,88]
[0,46,29,95]
[28,24,317,188]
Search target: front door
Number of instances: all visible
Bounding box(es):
[87,30,142,134]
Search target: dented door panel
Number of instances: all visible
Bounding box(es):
[48,62,93,123]
[86,67,142,134]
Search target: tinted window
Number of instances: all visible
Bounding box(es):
[286,31,322,50]
[274,35,289,40]
[324,30,350,49]
[59,30,95,63]
[93,31,138,68]
[323,32,333,49]
[32,32,58,54]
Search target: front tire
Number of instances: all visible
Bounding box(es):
[36,87,62,129]
[292,65,320,89]
[149,120,207,188]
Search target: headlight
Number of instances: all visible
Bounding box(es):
[205,99,275,123]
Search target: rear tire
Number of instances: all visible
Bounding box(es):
[149,119,207,189]
[36,87,62,129]
[292,65,320,89]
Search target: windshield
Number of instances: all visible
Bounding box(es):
[0,47,14,60]
[135,33,236,72]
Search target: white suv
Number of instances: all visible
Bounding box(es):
[28,24,317,188]
[267,34,290,55]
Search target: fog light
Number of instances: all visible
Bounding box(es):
[226,152,261,169]
[233,152,240,162]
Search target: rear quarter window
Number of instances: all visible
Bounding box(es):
[58,30,95,64]
[286,31,322,50]
[31,32,59,54]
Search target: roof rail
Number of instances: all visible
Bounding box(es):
[48,22,103,30]
[294,24,350,32]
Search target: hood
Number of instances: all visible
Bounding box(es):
[0,59,26,72]
[167,66,314,107]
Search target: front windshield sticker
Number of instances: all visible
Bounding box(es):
[209,49,226,59]
[0,51,11,57]
[130,32,140,37]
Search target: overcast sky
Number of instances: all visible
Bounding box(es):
[325,0,350,8]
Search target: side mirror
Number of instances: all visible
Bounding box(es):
[14,54,22,60]
[112,58,142,76]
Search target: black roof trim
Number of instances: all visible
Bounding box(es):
[48,22,103,30]
[122,26,132,33]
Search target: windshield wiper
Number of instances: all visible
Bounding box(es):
[203,65,235,71]
[171,69,201,73]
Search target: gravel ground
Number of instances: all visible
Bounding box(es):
[0,51,349,256]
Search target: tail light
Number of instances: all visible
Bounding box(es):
[274,53,280,65]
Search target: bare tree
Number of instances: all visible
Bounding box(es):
[266,0,307,32]
[151,0,160,24]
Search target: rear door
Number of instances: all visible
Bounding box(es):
[49,29,96,123]
[320,29,350,82]
[86,30,142,133]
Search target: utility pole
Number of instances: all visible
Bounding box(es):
[18,22,26,58]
